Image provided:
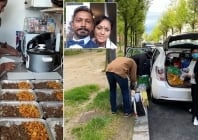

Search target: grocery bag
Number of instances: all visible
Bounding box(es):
[137,75,150,89]
[131,92,146,117]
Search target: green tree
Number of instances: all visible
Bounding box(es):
[117,0,136,54]
[117,0,150,54]
[129,0,147,47]
[149,23,163,42]
[117,17,124,51]
[65,0,105,2]
[164,7,176,35]
[175,0,188,33]
[157,7,177,38]
[186,0,198,31]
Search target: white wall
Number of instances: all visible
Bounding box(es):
[0,1,41,47]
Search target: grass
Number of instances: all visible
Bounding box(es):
[65,85,134,140]
[96,49,104,52]
[72,116,114,140]
[64,47,121,57]
[64,49,83,56]
[87,89,110,112]
[71,88,126,140]
[64,84,100,106]
[64,48,105,56]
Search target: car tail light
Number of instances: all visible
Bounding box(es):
[155,66,165,81]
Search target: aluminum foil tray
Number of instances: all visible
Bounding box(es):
[35,89,63,101]
[32,80,63,90]
[0,118,53,140]
[0,89,36,101]
[39,101,63,118]
[1,80,33,89]
[0,101,43,118]
[46,118,63,140]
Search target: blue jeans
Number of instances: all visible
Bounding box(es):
[106,72,132,114]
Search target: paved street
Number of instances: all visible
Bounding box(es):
[148,100,198,140]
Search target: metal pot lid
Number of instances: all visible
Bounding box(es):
[27,44,55,55]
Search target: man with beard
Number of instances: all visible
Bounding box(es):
[66,6,98,48]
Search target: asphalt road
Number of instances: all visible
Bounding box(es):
[148,100,198,140]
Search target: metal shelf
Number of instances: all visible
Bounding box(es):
[40,8,63,34]
[40,7,63,14]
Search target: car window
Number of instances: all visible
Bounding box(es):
[169,39,198,46]
[125,47,151,57]
[152,48,160,66]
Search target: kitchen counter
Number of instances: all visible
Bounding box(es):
[0,62,63,80]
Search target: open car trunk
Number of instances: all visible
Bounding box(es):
[165,51,192,88]
[164,32,198,88]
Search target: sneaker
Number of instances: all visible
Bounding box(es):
[123,113,131,117]
[112,112,116,114]
[193,117,198,126]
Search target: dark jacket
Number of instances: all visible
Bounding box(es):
[194,61,198,84]
[131,53,151,76]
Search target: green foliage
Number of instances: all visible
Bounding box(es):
[117,0,151,54]
[186,0,198,30]
[147,23,162,42]
[87,89,110,111]
[72,116,113,140]
[64,49,83,56]
[175,0,188,32]
[147,0,198,41]
[65,0,105,2]
[64,85,100,105]
[117,49,124,57]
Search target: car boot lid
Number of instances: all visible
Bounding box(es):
[164,32,198,50]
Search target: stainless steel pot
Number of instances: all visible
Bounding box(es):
[26,44,56,72]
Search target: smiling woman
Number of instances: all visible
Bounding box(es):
[92,15,117,49]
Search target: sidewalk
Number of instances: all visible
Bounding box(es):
[132,109,150,140]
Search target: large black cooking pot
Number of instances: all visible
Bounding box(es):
[51,0,63,7]
[26,44,56,72]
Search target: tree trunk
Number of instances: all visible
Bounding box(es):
[104,49,116,71]
[124,18,128,55]
[171,28,174,35]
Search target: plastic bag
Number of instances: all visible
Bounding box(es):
[167,66,181,75]
[132,92,146,117]
[137,75,150,89]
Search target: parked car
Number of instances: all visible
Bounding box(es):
[151,32,198,101]
[125,47,152,58]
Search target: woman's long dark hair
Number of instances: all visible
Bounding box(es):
[94,15,113,30]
